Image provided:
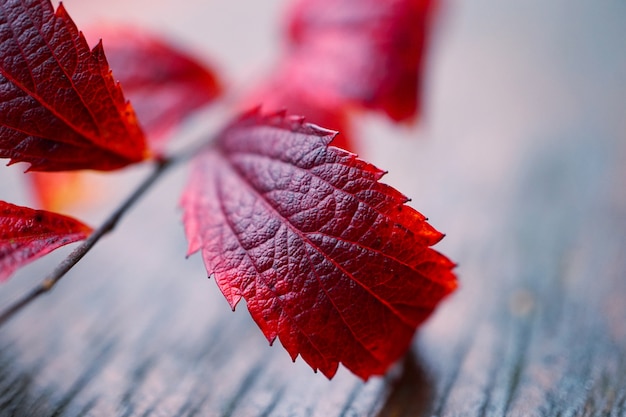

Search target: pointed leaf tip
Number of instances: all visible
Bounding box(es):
[0,0,147,171]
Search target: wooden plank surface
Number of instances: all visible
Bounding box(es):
[1,1,625,416]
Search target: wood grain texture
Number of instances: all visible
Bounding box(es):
[1,1,625,416]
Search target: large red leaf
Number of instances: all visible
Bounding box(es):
[89,26,222,152]
[0,0,148,171]
[281,0,438,122]
[0,200,91,281]
[181,110,457,379]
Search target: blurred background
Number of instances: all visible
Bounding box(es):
[0,1,625,415]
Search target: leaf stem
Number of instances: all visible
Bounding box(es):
[0,144,201,327]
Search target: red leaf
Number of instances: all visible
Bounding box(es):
[89,26,222,152]
[0,200,91,281]
[0,0,148,171]
[244,0,436,154]
[181,110,456,379]
[282,0,438,121]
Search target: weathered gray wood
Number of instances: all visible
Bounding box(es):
[1,1,625,416]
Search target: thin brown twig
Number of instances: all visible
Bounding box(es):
[0,139,208,327]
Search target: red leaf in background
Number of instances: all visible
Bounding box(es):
[244,0,436,154]
[283,0,438,122]
[0,201,91,281]
[26,171,100,212]
[181,110,456,379]
[0,0,148,171]
[90,26,222,152]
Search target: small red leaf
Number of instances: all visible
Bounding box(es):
[282,0,438,121]
[0,200,91,281]
[90,26,222,151]
[0,0,148,171]
[181,110,456,379]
